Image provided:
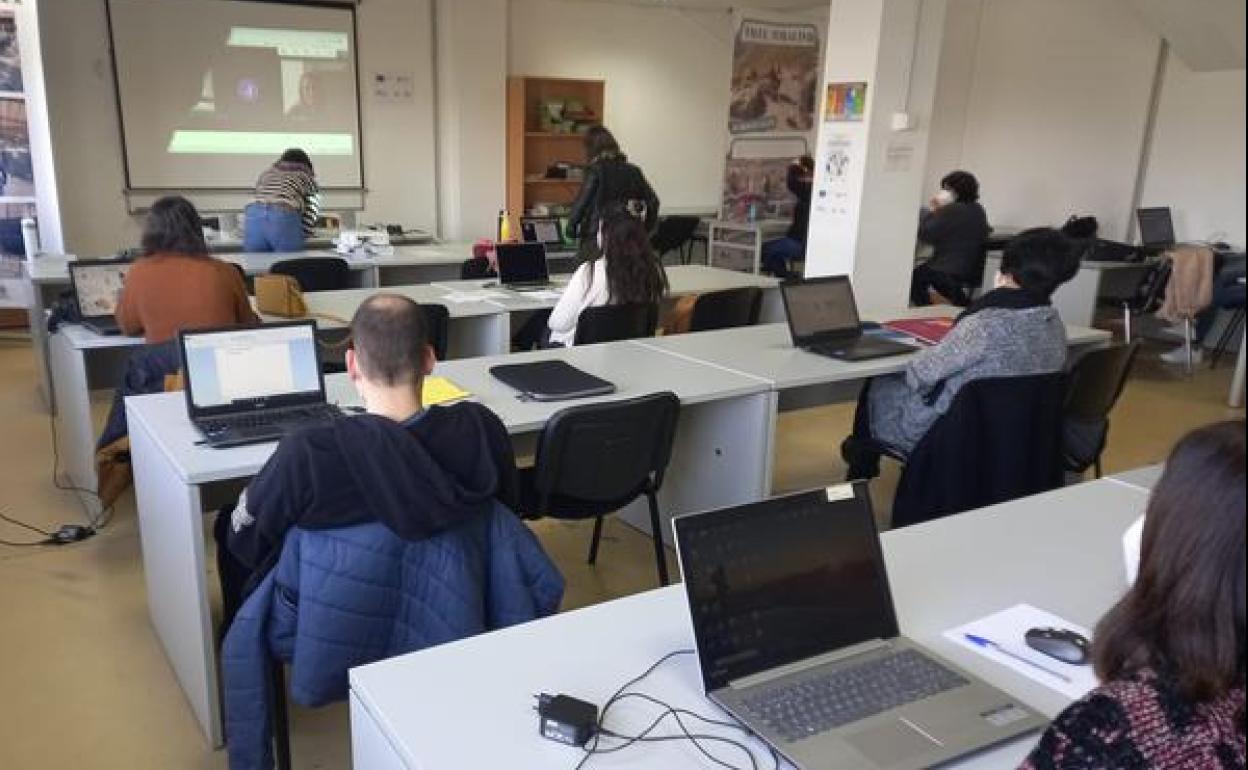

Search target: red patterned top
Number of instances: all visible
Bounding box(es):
[1020,669,1246,769]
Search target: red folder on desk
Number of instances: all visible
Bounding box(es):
[884,317,955,345]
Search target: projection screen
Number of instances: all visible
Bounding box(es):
[107,0,363,190]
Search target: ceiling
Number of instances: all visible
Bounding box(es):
[1126,0,1246,71]
[558,0,829,11]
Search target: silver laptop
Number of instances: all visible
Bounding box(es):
[673,486,1045,770]
[179,321,341,449]
[68,259,131,336]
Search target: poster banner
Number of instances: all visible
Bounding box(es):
[721,157,796,224]
[729,19,820,135]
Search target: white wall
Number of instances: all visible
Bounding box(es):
[509,0,734,213]
[1139,58,1246,245]
[37,0,439,256]
[926,0,1162,241]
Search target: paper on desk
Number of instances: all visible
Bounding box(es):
[943,604,1099,700]
[422,377,471,406]
[523,289,564,301]
[442,290,507,303]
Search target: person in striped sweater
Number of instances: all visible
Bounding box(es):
[242,148,320,253]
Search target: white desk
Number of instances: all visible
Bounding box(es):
[349,478,1150,769]
[981,256,1150,328]
[1108,464,1163,492]
[125,341,774,746]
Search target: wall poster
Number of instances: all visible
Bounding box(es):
[729,19,821,135]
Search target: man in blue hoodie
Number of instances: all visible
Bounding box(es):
[214,293,519,627]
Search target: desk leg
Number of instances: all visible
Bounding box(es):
[129,407,223,747]
[1231,329,1246,409]
[759,287,785,324]
[29,284,54,412]
[447,314,508,359]
[354,266,380,289]
[350,691,406,770]
[618,391,777,546]
[49,333,102,517]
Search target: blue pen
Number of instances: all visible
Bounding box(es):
[965,634,1072,684]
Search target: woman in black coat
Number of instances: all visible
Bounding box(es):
[567,126,660,262]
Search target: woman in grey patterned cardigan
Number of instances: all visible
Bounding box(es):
[868,228,1080,453]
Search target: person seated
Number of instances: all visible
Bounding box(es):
[911,170,991,306]
[116,196,260,344]
[761,155,814,279]
[547,204,669,347]
[1021,419,1246,770]
[850,228,1079,460]
[214,294,519,625]
[1161,261,1246,366]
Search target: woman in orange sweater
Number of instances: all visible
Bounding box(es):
[116,196,260,343]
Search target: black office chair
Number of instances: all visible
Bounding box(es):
[422,303,450,361]
[1209,309,1246,369]
[651,216,701,265]
[461,257,496,280]
[519,392,681,586]
[1062,342,1140,478]
[574,303,659,345]
[271,257,351,292]
[689,288,763,333]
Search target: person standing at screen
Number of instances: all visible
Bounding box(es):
[567,126,660,263]
[243,149,320,253]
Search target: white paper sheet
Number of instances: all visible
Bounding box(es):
[943,604,1099,700]
[441,291,508,304]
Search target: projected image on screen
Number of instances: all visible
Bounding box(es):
[108,0,363,189]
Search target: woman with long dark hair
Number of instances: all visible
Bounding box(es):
[1021,420,1246,769]
[567,126,660,262]
[547,204,668,346]
[115,196,259,343]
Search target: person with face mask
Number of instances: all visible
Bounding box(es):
[911,170,991,306]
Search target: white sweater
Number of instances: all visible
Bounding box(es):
[547,258,610,346]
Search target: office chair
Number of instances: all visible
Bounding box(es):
[1062,342,1140,478]
[518,392,681,586]
[689,287,763,332]
[574,303,659,345]
[461,257,496,280]
[270,257,351,292]
[651,216,701,265]
[422,304,450,361]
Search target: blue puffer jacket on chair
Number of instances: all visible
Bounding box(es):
[221,506,564,770]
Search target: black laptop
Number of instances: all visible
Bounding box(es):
[1136,207,1176,254]
[781,276,916,361]
[496,242,553,291]
[520,216,565,249]
[68,259,131,336]
[179,320,342,448]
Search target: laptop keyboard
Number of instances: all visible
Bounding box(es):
[741,650,969,743]
[201,404,341,435]
[807,341,849,357]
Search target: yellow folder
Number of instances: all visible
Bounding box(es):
[422,377,471,406]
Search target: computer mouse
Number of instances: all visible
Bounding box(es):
[1025,627,1091,665]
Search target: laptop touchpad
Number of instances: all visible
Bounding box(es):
[846,720,939,766]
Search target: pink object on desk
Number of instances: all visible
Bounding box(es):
[884,317,955,345]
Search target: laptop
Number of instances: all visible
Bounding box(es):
[1136,207,1176,253]
[674,486,1045,770]
[781,276,917,361]
[68,259,131,336]
[520,216,565,249]
[178,321,342,449]
[496,242,553,291]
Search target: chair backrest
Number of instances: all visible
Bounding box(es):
[422,303,450,361]
[574,303,659,345]
[689,287,763,333]
[461,257,496,280]
[270,257,351,292]
[651,216,701,255]
[893,372,1067,528]
[1130,259,1173,313]
[1064,342,1140,423]
[533,392,681,508]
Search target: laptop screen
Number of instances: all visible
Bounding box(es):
[70,262,131,318]
[497,243,549,285]
[521,217,564,247]
[1137,207,1176,248]
[181,323,324,416]
[675,487,900,692]
[782,277,862,342]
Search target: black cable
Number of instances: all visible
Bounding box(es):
[574,650,780,770]
[47,413,115,533]
[0,511,53,537]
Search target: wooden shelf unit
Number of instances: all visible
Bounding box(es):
[506,77,605,218]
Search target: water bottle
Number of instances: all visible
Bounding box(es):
[21,218,40,263]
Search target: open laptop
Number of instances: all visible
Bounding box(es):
[520,216,565,250]
[781,276,916,361]
[1136,207,1176,254]
[496,242,553,291]
[179,321,342,449]
[674,486,1045,770]
[68,259,131,336]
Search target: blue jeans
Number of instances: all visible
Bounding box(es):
[243,203,306,253]
[762,237,804,278]
[1196,266,1247,342]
